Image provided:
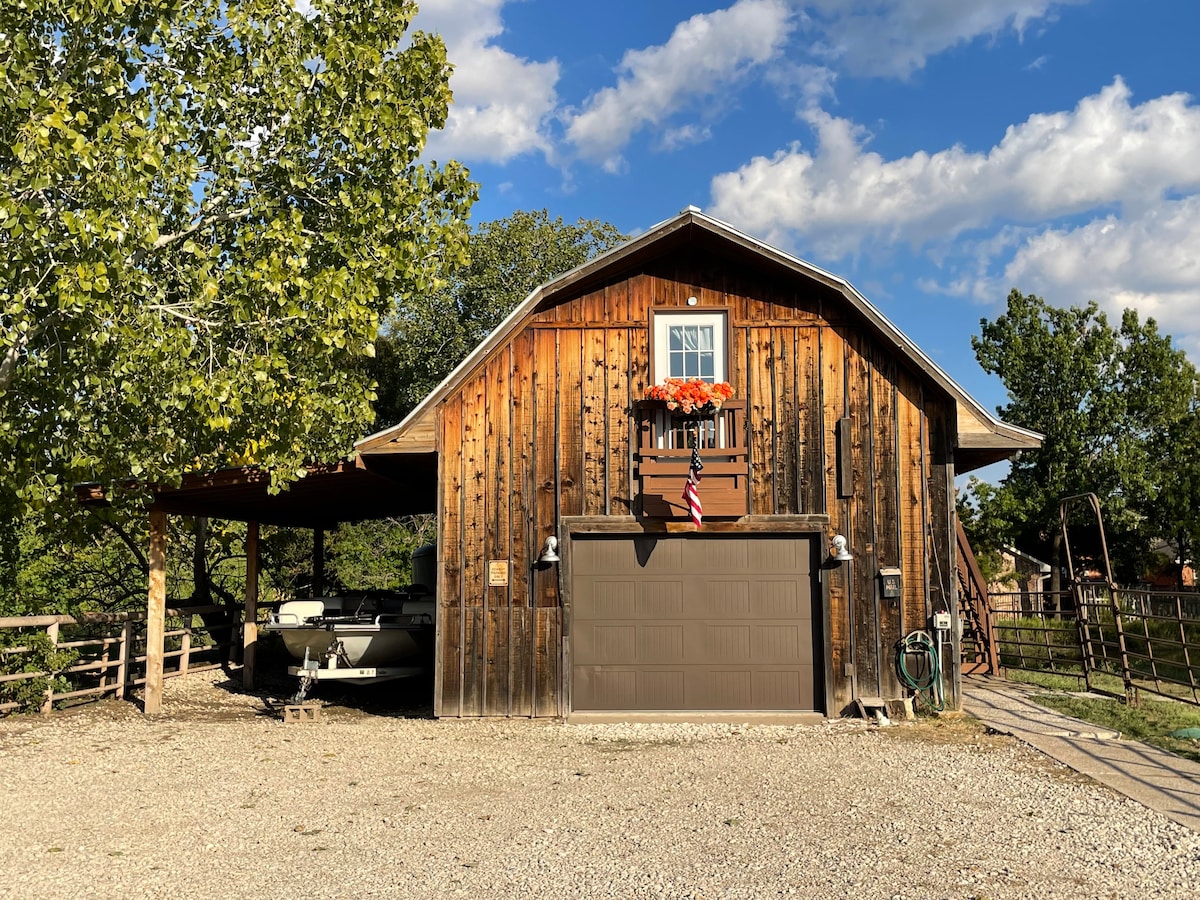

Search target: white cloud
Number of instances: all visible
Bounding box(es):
[805,0,1087,78]
[709,79,1200,256]
[414,0,560,163]
[990,199,1200,342]
[564,0,794,170]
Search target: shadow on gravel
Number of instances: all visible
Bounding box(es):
[208,668,437,722]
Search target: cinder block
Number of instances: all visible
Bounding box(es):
[283,703,321,724]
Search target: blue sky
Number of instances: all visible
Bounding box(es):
[410,0,1200,447]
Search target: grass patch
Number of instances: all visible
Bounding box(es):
[1032,693,1200,763]
[1003,668,1128,695]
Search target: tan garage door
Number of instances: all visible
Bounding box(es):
[571,535,820,712]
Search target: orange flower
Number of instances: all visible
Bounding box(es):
[644,379,734,413]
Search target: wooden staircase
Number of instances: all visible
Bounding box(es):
[956,519,998,675]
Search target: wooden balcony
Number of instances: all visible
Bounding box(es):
[636,400,749,519]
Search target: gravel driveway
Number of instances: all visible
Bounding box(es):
[2,673,1198,900]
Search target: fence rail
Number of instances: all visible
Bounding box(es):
[985,585,1200,707]
[0,605,241,714]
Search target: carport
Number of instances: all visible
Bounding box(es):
[114,454,436,712]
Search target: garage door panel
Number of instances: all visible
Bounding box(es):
[693,669,753,708]
[705,580,751,616]
[750,580,805,618]
[696,623,752,662]
[747,539,810,573]
[683,539,749,572]
[588,580,637,618]
[572,536,820,712]
[637,581,684,617]
[639,670,686,708]
[753,668,813,708]
[751,624,803,662]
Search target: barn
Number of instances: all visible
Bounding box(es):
[345,206,1040,718]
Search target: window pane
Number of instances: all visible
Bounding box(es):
[685,355,698,377]
[698,326,713,352]
[681,326,697,351]
[669,350,685,378]
[700,354,714,378]
[669,326,684,351]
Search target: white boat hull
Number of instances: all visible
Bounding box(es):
[264,596,434,670]
[277,624,426,668]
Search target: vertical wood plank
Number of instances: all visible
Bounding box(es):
[440,396,464,716]
[510,605,532,716]
[926,397,955,623]
[747,326,774,514]
[510,330,535,716]
[606,328,631,515]
[897,368,928,637]
[41,621,59,714]
[628,273,652,323]
[774,327,797,514]
[821,326,850,708]
[582,329,607,516]
[534,607,560,717]
[872,360,901,697]
[533,329,559,608]
[846,331,879,697]
[485,353,511,716]
[461,372,487,716]
[559,330,585,518]
[144,509,168,715]
[242,520,259,690]
[796,328,822,514]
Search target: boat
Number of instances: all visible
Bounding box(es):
[263,589,434,701]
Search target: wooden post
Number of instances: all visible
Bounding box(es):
[243,520,260,690]
[313,527,325,598]
[116,619,131,700]
[144,509,168,714]
[41,621,60,715]
[179,613,192,675]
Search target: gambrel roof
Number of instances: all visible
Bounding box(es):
[357,207,1041,472]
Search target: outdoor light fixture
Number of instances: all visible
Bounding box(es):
[537,535,560,565]
[830,534,853,562]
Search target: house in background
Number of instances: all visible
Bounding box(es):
[987,546,1053,614]
[353,207,1041,718]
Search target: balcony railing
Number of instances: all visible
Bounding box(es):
[636,399,749,519]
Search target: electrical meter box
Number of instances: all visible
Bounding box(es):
[932,610,952,631]
[878,567,902,600]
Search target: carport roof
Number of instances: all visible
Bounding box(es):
[80,454,437,529]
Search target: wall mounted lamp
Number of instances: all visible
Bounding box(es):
[537,535,560,566]
[829,534,854,562]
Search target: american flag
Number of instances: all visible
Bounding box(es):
[683,446,704,527]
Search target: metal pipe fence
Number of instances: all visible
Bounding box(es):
[985,585,1200,707]
[988,591,1087,686]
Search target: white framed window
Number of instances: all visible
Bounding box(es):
[649,310,731,450]
[652,311,727,384]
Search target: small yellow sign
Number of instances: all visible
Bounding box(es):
[488,560,510,587]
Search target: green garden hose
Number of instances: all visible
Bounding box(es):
[896,630,945,712]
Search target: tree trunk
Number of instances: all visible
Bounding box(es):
[192,516,210,605]
[1048,529,1063,616]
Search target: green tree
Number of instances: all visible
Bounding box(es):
[372,209,626,425]
[965,290,1198,589]
[0,0,475,572]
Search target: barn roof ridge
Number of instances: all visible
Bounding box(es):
[356,208,1041,464]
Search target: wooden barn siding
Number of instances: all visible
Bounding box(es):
[437,264,953,716]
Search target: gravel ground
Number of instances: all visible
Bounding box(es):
[2,673,1199,900]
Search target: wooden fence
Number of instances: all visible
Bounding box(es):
[0,605,240,715]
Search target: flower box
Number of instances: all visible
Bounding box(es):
[635,398,748,519]
[642,379,734,416]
